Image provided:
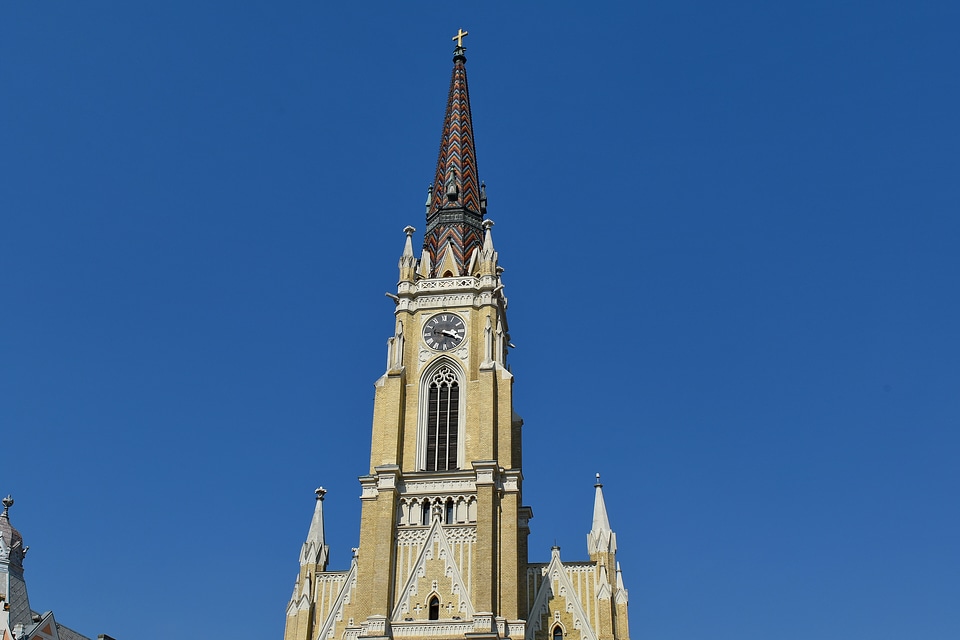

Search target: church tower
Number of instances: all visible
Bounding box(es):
[284,33,631,640]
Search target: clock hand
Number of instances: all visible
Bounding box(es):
[440,329,460,338]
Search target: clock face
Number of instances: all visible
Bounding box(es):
[422,314,466,351]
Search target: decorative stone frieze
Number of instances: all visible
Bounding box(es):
[400,477,476,495]
[391,621,475,636]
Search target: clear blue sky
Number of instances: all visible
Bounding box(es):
[2,3,958,640]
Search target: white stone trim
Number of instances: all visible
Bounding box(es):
[417,277,479,291]
[396,496,478,527]
[390,621,475,637]
[399,476,476,495]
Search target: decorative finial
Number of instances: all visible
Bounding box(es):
[452,28,469,62]
[595,473,602,488]
[1,495,12,517]
[404,225,416,237]
[452,28,469,48]
[482,219,494,231]
[315,487,327,501]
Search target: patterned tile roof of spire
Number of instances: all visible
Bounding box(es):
[423,40,486,277]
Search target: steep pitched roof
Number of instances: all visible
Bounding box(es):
[430,44,480,217]
[422,41,486,277]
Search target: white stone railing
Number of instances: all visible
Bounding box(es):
[417,277,479,291]
[392,622,475,636]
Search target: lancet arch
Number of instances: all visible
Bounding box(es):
[417,357,465,471]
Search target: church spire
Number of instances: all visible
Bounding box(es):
[423,29,484,278]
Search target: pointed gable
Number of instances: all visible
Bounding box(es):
[314,561,358,640]
[392,519,475,621]
[24,611,59,640]
[435,241,463,278]
[526,549,598,640]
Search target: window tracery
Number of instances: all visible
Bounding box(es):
[423,363,460,471]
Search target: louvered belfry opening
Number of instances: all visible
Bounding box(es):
[425,365,460,471]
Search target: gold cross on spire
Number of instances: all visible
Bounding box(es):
[452,28,469,48]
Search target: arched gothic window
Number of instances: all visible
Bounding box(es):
[553,626,563,640]
[429,596,440,620]
[424,364,460,471]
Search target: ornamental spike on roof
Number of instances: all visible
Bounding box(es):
[423,35,485,278]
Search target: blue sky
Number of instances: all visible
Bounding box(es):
[2,2,958,639]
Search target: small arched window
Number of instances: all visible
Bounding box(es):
[421,499,431,526]
[553,626,563,640]
[429,596,440,620]
[424,365,460,471]
[445,498,454,524]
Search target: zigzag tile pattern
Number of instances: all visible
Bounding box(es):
[431,54,480,216]
[424,223,484,276]
[425,49,484,278]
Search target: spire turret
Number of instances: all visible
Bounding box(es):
[399,225,417,282]
[0,494,32,630]
[588,474,618,557]
[423,31,484,278]
[299,487,329,569]
[0,495,25,572]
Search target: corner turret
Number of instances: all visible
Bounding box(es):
[300,487,330,570]
[586,476,630,640]
[588,474,618,559]
[398,226,417,283]
[285,488,334,640]
[0,495,32,631]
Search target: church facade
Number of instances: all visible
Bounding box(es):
[284,34,631,640]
